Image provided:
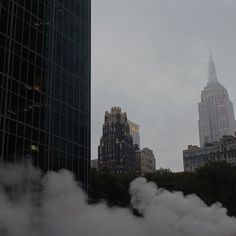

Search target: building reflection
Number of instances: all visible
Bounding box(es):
[0,0,91,190]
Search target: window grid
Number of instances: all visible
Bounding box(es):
[0,0,91,190]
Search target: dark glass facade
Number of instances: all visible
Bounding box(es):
[0,0,91,190]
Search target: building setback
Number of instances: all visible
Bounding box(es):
[98,107,135,174]
[183,134,236,172]
[0,0,91,190]
[198,54,236,147]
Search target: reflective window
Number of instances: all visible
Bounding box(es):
[0,0,91,190]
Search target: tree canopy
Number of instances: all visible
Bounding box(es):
[91,162,236,216]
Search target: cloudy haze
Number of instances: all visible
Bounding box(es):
[91,0,236,171]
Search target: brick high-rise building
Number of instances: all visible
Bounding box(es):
[98,107,135,174]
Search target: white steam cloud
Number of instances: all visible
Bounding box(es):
[0,163,236,236]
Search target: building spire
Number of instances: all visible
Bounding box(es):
[208,51,218,84]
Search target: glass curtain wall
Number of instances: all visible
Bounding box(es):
[0,0,91,190]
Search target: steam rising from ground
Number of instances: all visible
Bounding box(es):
[0,164,236,236]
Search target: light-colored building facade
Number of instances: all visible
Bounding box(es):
[183,134,236,172]
[128,120,140,148]
[135,148,156,175]
[198,54,236,147]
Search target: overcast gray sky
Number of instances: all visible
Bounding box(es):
[91,0,236,171]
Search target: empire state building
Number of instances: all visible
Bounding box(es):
[198,54,236,147]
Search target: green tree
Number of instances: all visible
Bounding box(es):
[91,162,236,216]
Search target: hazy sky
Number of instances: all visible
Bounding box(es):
[91,0,236,171]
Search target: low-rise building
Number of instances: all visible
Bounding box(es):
[183,134,236,172]
[135,148,156,175]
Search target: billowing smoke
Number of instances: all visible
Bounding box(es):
[0,164,236,236]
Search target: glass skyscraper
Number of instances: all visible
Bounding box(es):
[0,0,91,190]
